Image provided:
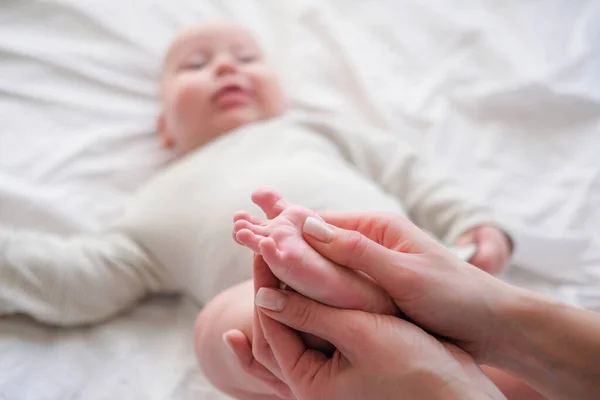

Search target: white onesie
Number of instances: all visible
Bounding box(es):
[0,112,495,325]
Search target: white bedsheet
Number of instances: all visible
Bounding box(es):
[1,0,599,399]
[302,0,600,308]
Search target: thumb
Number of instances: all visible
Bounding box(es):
[302,217,415,297]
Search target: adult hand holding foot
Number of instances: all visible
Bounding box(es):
[300,212,600,400]
[253,252,506,400]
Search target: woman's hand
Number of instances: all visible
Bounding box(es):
[457,225,513,275]
[252,253,506,400]
[303,212,517,363]
[223,254,295,400]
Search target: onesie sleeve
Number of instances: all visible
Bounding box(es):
[0,226,176,326]
[303,114,499,243]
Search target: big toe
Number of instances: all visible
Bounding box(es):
[251,188,289,219]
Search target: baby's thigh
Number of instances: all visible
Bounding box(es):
[194,280,256,387]
[194,280,254,351]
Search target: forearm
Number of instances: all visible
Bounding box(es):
[492,288,600,400]
[194,280,275,399]
[367,135,496,244]
[0,227,169,325]
[394,166,496,244]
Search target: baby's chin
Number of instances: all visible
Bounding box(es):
[216,107,273,134]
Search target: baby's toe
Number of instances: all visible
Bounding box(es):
[251,188,289,219]
[233,211,262,225]
[236,229,265,253]
[280,205,319,227]
[258,237,284,266]
[233,219,268,236]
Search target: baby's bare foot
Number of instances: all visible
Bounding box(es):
[233,188,396,315]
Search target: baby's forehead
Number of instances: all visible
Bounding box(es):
[167,21,258,58]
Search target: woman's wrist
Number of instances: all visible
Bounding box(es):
[484,285,550,367]
[488,286,600,400]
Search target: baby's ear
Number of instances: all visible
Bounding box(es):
[156,113,174,148]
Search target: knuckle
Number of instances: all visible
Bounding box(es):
[291,301,317,331]
[345,230,369,258]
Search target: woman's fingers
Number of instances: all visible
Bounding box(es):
[252,305,284,380]
[317,211,391,233]
[253,253,280,291]
[303,217,394,269]
[252,254,286,380]
[258,307,329,390]
[222,329,294,399]
[254,250,328,389]
[255,287,363,362]
[317,212,431,247]
[302,217,418,299]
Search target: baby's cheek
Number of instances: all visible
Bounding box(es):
[252,73,287,117]
[172,79,210,121]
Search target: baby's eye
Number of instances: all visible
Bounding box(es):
[189,62,206,69]
[185,56,207,69]
[187,61,207,69]
[237,53,258,64]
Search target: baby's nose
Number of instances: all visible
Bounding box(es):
[214,56,238,76]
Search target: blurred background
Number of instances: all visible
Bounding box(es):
[0,1,599,399]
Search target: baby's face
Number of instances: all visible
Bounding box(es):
[158,21,287,155]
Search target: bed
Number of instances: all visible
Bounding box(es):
[1,0,599,399]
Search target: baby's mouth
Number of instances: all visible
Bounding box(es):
[213,84,251,108]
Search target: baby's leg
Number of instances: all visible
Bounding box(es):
[194,279,285,400]
[233,188,396,315]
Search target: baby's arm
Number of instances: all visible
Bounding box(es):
[194,279,282,400]
[304,114,495,243]
[0,226,174,325]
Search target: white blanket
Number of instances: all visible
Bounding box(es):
[1,0,599,399]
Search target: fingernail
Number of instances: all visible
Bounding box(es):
[222,334,235,354]
[255,288,287,311]
[303,217,334,243]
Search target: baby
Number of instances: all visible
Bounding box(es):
[0,21,515,399]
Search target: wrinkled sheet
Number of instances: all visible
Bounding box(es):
[1,0,600,399]
[303,0,600,308]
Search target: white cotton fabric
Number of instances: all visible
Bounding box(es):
[1,0,599,399]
